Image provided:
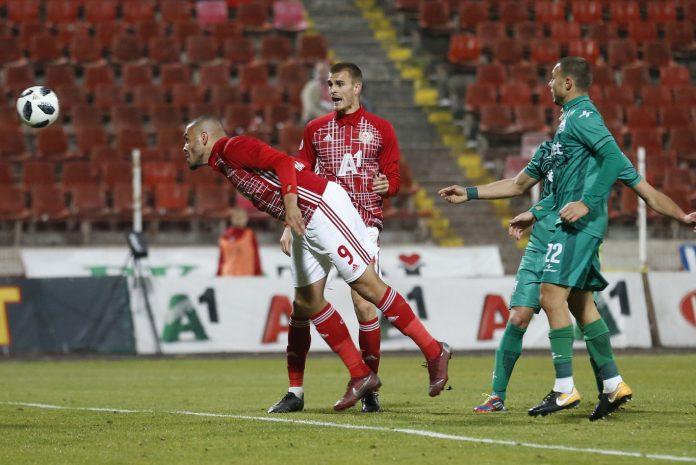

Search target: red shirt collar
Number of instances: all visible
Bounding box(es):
[334,106,365,127]
[208,136,231,170]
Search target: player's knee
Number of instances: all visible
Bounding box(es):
[354,301,377,321]
[292,297,316,316]
[540,292,562,313]
[509,309,533,330]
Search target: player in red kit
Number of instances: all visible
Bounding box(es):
[272,63,400,414]
[183,116,451,412]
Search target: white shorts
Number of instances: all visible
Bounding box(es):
[291,182,379,287]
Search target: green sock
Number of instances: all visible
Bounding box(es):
[491,322,526,400]
[582,318,619,382]
[589,357,603,394]
[549,325,574,379]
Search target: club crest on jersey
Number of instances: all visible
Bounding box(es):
[359,131,374,144]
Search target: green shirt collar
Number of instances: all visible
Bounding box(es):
[562,95,590,112]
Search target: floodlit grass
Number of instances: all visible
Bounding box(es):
[1,354,695,465]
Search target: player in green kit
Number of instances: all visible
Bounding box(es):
[440,140,695,416]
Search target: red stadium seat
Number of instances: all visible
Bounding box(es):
[152,183,192,220]
[209,85,243,106]
[84,0,116,22]
[238,63,269,92]
[185,36,219,64]
[647,1,676,22]
[46,0,80,24]
[148,37,180,64]
[508,63,540,87]
[459,1,489,29]
[250,83,282,111]
[572,1,602,23]
[500,83,532,106]
[627,22,658,44]
[608,39,638,68]
[224,103,256,133]
[621,64,650,90]
[236,2,271,31]
[75,127,108,157]
[278,123,304,154]
[277,59,309,87]
[71,104,102,131]
[110,34,144,64]
[479,104,515,134]
[476,22,505,50]
[29,33,63,63]
[23,161,57,186]
[644,41,672,69]
[195,184,233,219]
[498,1,528,25]
[223,37,255,65]
[663,22,694,52]
[685,0,696,22]
[592,64,615,86]
[645,156,670,187]
[172,20,202,50]
[0,163,13,185]
[109,182,133,220]
[116,129,148,155]
[629,128,663,153]
[30,186,70,222]
[3,65,33,95]
[110,105,143,132]
[183,166,221,187]
[298,35,328,63]
[196,0,228,26]
[512,22,541,42]
[0,186,28,221]
[69,182,109,221]
[447,34,481,64]
[155,127,184,153]
[57,86,87,118]
[94,22,128,47]
[69,36,103,64]
[419,1,452,32]
[596,103,625,130]
[45,64,75,88]
[626,106,658,132]
[641,85,673,107]
[587,23,618,48]
[93,84,125,113]
[123,1,155,22]
[142,162,178,188]
[273,0,309,32]
[83,64,115,91]
[0,37,22,65]
[610,1,641,24]
[7,0,40,23]
[160,63,192,89]
[101,162,132,187]
[567,40,601,65]
[261,35,294,64]
[664,166,693,186]
[0,129,29,161]
[199,63,231,89]
[534,1,565,22]
[492,38,524,65]
[264,104,297,129]
[661,106,692,129]
[36,127,71,160]
[476,63,506,86]
[530,39,560,65]
[123,63,154,88]
[672,86,696,105]
[171,84,201,111]
[132,19,166,44]
[62,161,96,187]
[549,22,581,44]
[161,0,194,22]
[514,104,548,132]
[660,64,691,86]
[464,83,498,112]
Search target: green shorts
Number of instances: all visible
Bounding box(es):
[509,240,545,312]
[540,224,608,292]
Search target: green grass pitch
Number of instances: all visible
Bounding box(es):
[1,353,695,465]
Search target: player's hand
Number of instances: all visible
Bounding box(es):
[280,225,292,256]
[683,211,696,232]
[560,201,589,223]
[283,194,305,236]
[508,211,535,240]
[372,174,389,195]
[438,185,468,204]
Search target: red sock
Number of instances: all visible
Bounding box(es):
[378,287,441,360]
[287,313,311,387]
[311,303,370,379]
[359,317,381,374]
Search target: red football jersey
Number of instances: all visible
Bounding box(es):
[297,106,401,230]
[208,136,328,224]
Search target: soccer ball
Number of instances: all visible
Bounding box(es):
[16,86,60,128]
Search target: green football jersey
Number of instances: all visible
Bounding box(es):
[523,140,556,247]
[546,95,641,239]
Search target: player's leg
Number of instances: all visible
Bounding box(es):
[352,287,382,412]
[569,289,633,421]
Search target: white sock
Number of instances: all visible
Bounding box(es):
[288,386,304,397]
[553,377,574,394]
[603,375,622,394]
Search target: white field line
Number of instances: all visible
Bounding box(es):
[3,401,696,463]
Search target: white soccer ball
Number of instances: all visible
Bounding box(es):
[16,86,60,128]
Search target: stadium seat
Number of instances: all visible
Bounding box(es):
[196,0,228,26]
[110,105,143,132]
[171,84,202,112]
[223,37,255,65]
[161,0,194,22]
[45,64,75,88]
[75,127,108,157]
[142,162,179,188]
[626,106,659,132]
[273,0,309,32]
[199,63,231,89]
[419,1,452,33]
[508,63,539,87]
[93,84,125,114]
[475,22,505,51]
[224,103,256,133]
[69,36,104,64]
[459,2,489,29]
[512,22,541,42]
[29,33,63,63]
[0,129,29,161]
[30,185,70,223]
[116,129,149,155]
[493,38,524,65]
[530,39,561,65]
[23,161,57,186]
[238,63,269,92]
[7,0,41,23]
[84,0,116,22]
[261,35,294,64]
[3,65,33,95]
[663,22,694,52]
[644,41,672,69]
[298,35,328,63]
[46,0,80,25]
[110,34,144,64]
[596,103,625,131]
[549,22,582,44]
[69,182,109,221]
[209,23,242,48]
[123,1,155,22]
[123,63,154,88]
[464,83,498,112]
[572,1,602,23]
[660,64,691,86]
[183,166,221,187]
[661,106,692,129]
[194,184,233,219]
[500,83,532,106]
[498,1,529,25]
[641,85,673,107]
[672,86,696,105]
[627,22,658,44]
[610,1,641,24]
[0,163,13,185]
[250,83,282,111]
[534,1,565,22]
[685,0,696,22]
[629,128,663,153]
[668,128,696,162]
[55,85,86,116]
[62,161,96,187]
[608,39,639,68]
[621,64,650,90]
[132,19,166,44]
[36,127,71,160]
[647,1,676,22]
[587,23,618,48]
[83,64,115,91]
[645,156,670,187]
[91,147,121,165]
[664,166,693,186]
[447,34,481,64]
[278,123,304,154]
[185,36,219,64]
[567,40,601,65]
[591,64,615,86]
[277,59,309,87]
[160,63,192,89]
[479,104,516,135]
[151,183,192,220]
[476,63,506,86]
[514,104,548,133]
[208,84,243,106]
[148,37,180,64]
[264,104,297,130]
[72,104,103,130]
[172,20,202,50]
[236,2,271,31]
[0,186,28,221]
[101,161,132,188]
[0,37,22,65]
[109,182,134,220]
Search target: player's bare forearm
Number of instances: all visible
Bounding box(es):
[439,173,537,204]
[634,181,687,223]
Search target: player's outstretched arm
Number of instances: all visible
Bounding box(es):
[632,180,696,229]
[438,170,539,204]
